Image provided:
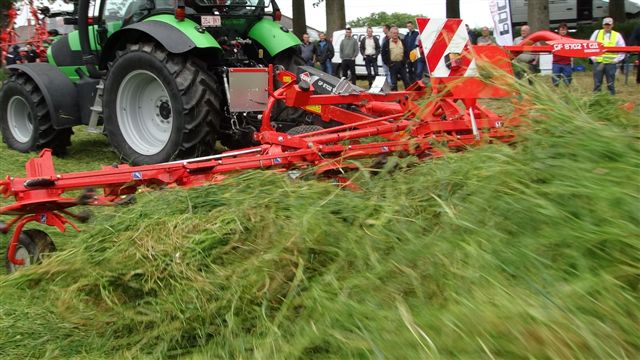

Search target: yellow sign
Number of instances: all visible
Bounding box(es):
[304,105,322,114]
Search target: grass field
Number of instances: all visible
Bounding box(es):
[0,72,638,358]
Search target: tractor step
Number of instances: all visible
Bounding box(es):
[86,80,104,134]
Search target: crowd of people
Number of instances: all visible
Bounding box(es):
[4,43,40,65]
[467,17,639,95]
[298,18,640,95]
[297,21,428,91]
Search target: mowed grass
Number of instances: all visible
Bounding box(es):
[0,72,638,358]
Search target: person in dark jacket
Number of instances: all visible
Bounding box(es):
[466,24,477,45]
[24,43,39,63]
[5,45,22,65]
[359,26,381,87]
[297,33,315,66]
[314,32,334,75]
[381,24,391,82]
[381,26,410,91]
[403,20,420,83]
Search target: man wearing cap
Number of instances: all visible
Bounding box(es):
[589,17,626,95]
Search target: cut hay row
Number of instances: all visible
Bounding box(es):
[0,79,639,358]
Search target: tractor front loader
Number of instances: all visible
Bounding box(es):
[0,0,304,165]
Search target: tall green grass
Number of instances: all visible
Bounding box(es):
[0,80,639,358]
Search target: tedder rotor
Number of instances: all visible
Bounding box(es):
[1,18,639,271]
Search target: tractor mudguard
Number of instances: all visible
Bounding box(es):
[6,63,80,129]
[101,14,220,62]
[248,19,301,57]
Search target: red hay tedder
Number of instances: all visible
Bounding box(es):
[0,0,51,62]
[1,18,638,271]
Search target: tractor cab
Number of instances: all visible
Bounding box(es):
[55,0,285,78]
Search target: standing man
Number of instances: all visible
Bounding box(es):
[339,27,359,84]
[359,26,380,87]
[381,24,391,83]
[5,45,22,66]
[476,27,496,45]
[314,32,334,75]
[382,26,410,91]
[590,17,626,95]
[629,25,640,84]
[297,33,315,66]
[513,25,539,80]
[404,20,420,83]
[24,43,39,63]
[466,24,478,45]
[551,23,573,86]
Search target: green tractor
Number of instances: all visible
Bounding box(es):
[0,0,303,164]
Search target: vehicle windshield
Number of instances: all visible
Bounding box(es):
[192,0,271,7]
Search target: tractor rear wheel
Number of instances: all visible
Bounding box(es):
[271,50,307,123]
[103,42,224,165]
[5,229,56,273]
[0,74,72,156]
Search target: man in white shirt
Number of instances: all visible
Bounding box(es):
[359,26,381,87]
[590,17,626,95]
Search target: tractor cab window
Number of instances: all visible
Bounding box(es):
[103,0,152,23]
[190,0,271,9]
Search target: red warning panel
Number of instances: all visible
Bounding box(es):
[416,18,476,78]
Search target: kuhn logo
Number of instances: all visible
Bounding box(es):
[300,72,312,83]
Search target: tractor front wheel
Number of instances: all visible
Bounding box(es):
[103,43,224,165]
[5,229,56,273]
[0,74,72,156]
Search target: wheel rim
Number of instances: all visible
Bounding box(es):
[7,96,34,143]
[11,245,32,271]
[117,70,173,156]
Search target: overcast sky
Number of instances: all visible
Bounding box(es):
[278,0,504,29]
[278,0,640,30]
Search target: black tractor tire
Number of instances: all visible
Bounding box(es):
[103,42,224,165]
[272,49,307,79]
[286,125,323,136]
[271,50,308,123]
[5,229,56,273]
[0,74,72,156]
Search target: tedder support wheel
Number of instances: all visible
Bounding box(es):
[103,42,224,165]
[5,229,56,273]
[0,74,72,156]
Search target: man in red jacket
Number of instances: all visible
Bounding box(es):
[552,23,573,86]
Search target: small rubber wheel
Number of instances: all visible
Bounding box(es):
[286,125,324,136]
[5,229,56,273]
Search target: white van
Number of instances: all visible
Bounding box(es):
[511,0,640,26]
[331,26,408,78]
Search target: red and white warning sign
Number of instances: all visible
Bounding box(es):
[416,18,477,78]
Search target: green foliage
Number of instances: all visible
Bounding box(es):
[0,77,639,358]
[348,12,427,28]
